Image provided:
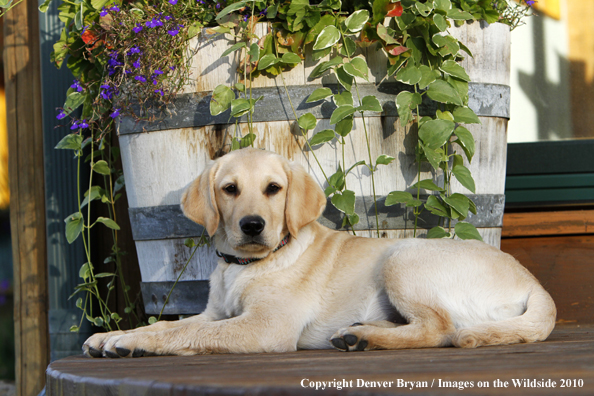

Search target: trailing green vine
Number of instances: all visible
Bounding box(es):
[42,0,534,331]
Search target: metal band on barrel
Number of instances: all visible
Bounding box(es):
[128,194,505,241]
[119,82,510,135]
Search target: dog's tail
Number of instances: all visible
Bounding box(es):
[452,284,557,348]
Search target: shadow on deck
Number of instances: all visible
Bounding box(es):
[46,324,594,395]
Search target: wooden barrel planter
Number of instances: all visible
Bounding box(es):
[118,21,510,315]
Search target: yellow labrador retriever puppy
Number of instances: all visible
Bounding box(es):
[83,148,556,358]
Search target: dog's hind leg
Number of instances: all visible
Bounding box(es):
[330,304,455,352]
[452,286,556,348]
[350,320,402,329]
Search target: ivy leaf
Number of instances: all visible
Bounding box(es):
[447,8,474,20]
[436,109,455,122]
[453,126,475,163]
[453,107,480,124]
[298,113,317,131]
[377,24,399,45]
[385,191,413,206]
[95,217,120,230]
[357,96,383,112]
[221,42,246,58]
[434,0,452,12]
[215,0,247,20]
[427,226,451,239]
[309,129,336,146]
[452,164,476,193]
[395,61,421,85]
[426,79,463,106]
[335,66,353,91]
[344,9,369,33]
[313,26,341,50]
[63,92,85,116]
[421,143,442,171]
[418,119,455,150]
[65,212,83,244]
[55,134,83,151]
[331,189,356,215]
[306,87,333,103]
[258,54,280,70]
[310,56,342,79]
[93,160,111,175]
[375,154,395,166]
[395,91,422,127]
[455,222,483,241]
[433,13,448,32]
[249,43,260,60]
[334,91,353,106]
[230,98,252,117]
[343,58,369,81]
[425,195,448,217]
[418,65,439,89]
[81,186,103,208]
[330,105,356,124]
[326,167,345,196]
[39,0,53,12]
[210,85,234,116]
[443,193,470,219]
[339,36,357,57]
[281,52,302,65]
[335,115,353,137]
[415,0,433,16]
[148,316,158,324]
[439,60,470,82]
[411,179,444,192]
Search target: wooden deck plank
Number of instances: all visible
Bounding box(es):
[47,325,594,395]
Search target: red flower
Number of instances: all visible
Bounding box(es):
[81,30,97,45]
[386,2,403,17]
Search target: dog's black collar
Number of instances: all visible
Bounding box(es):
[215,234,291,265]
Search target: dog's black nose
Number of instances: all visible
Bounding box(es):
[240,216,265,236]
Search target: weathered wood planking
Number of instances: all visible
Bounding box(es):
[502,209,594,237]
[4,1,50,395]
[46,325,594,396]
[119,21,510,299]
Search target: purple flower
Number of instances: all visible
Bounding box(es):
[70,121,80,130]
[153,68,164,75]
[243,14,248,22]
[525,0,536,6]
[154,89,164,96]
[110,108,120,118]
[100,7,108,17]
[70,79,83,92]
[56,110,67,120]
[79,119,89,129]
[133,60,141,68]
[110,5,120,12]
[134,75,147,82]
[164,15,172,21]
[259,7,267,16]
[133,24,143,33]
[82,25,90,34]
[167,28,179,36]
[100,84,114,100]
[127,46,142,56]
[216,3,220,9]
[168,0,177,4]
[169,66,176,71]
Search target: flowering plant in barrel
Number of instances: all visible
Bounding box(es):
[42,0,535,331]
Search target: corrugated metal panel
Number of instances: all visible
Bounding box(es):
[38,0,93,361]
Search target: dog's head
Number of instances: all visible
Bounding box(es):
[181,148,326,257]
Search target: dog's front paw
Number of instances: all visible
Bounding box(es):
[83,331,126,358]
[330,325,370,352]
[100,332,161,358]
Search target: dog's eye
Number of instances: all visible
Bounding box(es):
[266,183,281,195]
[224,184,237,194]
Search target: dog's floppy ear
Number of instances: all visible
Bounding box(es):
[284,161,326,236]
[181,161,220,236]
